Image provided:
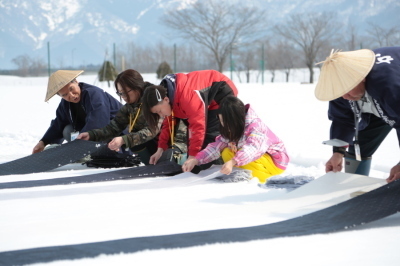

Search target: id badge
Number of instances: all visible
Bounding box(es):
[354,143,361,161]
[71,131,79,141]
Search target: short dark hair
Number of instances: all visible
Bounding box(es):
[142,85,168,133]
[218,96,246,143]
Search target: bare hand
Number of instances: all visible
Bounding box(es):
[32,141,45,154]
[108,136,124,152]
[220,159,235,175]
[182,156,198,172]
[387,164,400,183]
[149,148,164,165]
[77,132,90,140]
[325,153,344,173]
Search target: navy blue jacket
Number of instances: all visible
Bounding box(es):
[41,82,122,145]
[328,47,400,146]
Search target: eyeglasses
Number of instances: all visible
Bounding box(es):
[116,89,132,97]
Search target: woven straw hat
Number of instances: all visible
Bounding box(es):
[314,49,375,101]
[45,70,84,102]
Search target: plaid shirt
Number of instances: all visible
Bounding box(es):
[195,106,289,170]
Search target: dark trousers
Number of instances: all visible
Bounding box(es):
[62,124,74,142]
[347,115,392,159]
[131,139,158,165]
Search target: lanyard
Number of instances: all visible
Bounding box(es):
[68,102,80,132]
[129,104,141,133]
[167,111,175,147]
[350,100,364,161]
[167,111,183,162]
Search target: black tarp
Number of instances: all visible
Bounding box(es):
[1,179,399,265]
[0,140,105,176]
[0,160,183,189]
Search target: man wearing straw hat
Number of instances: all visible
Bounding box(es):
[32,70,122,154]
[315,47,400,182]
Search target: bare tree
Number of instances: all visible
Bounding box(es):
[12,54,31,76]
[117,41,216,74]
[367,22,399,48]
[274,12,340,83]
[161,0,267,72]
[335,22,371,51]
[154,41,173,63]
[175,43,215,72]
[117,42,160,73]
[11,54,46,77]
[235,44,259,83]
[30,56,47,76]
[344,23,362,51]
[273,40,301,82]
[264,42,282,83]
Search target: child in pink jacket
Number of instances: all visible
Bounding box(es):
[182,96,289,183]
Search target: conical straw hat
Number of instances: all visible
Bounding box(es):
[45,70,84,102]
[315,49,375,101]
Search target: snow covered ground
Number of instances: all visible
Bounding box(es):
[0,72,400,265]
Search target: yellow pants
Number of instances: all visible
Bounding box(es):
[221,148,284,183]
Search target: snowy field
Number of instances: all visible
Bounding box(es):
[0,71,400,265]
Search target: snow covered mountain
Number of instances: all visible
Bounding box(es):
[0,0,398,70]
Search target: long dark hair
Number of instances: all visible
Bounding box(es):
[114,69,153,103]
[218,96,246,143]
[142,85,168,134]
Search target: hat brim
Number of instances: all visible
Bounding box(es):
[45,70,84,102]
[315,49,375,101]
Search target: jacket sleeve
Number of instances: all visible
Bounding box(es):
[234,121,269,166]
[80,89,119,133]
[122,114,161,148]
[328,98,356,145]
[40,102,69,145]
[180,91,207,156]
[157,117,172,151]
[88,104,130,142]
[368,47,400,148]
[89,104,159,148]
[195,136,227,164]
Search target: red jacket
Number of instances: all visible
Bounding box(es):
[158,70,238,156]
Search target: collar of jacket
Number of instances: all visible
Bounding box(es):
[160,74,176,105]
[129,101,141,108]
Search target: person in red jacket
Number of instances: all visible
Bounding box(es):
[142,70,238,168]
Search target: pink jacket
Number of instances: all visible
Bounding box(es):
[195,105,289,170]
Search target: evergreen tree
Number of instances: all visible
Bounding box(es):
[98,61,118,87]
[156,61,174,79]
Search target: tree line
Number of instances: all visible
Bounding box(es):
[8,0,400,83]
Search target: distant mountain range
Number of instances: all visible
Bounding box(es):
[0,0,399,70]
